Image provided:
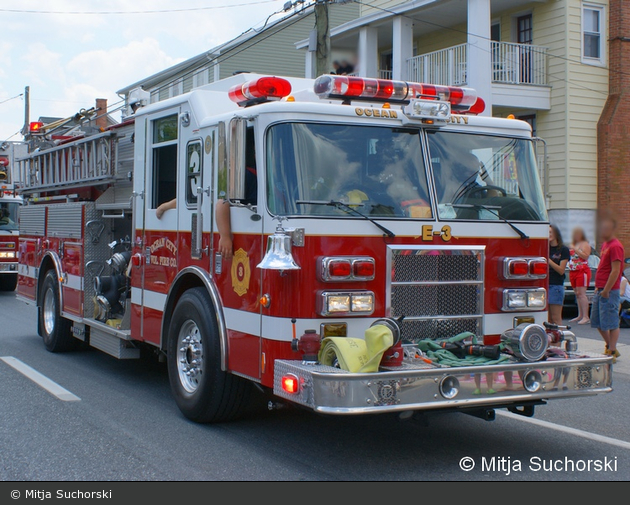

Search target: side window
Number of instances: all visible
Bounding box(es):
[151,114,178,209]
[186,141,203,206]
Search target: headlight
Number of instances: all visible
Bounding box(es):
[319,291,374,316]
[0,251,16,259]
[527,290,547,308]
[502,288,546,311]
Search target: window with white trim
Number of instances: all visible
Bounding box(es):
[193,67,209,88]
[582,3,605,64]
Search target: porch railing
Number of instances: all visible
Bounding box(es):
[406,41,547,86]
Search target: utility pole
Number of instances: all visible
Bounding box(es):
[22,86,30,136]
[314,0,331,77]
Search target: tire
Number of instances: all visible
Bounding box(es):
[167,287,251,423]
[0,274,17,292]
[40,271,75,352]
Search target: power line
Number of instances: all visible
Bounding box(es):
[0,94,23,106]
[0,1,279,15]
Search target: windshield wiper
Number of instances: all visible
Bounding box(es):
[451,203,530,240]
[296,200,396,238]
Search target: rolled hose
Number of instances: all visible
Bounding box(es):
[318,324,394,373]
[418,332,511,367]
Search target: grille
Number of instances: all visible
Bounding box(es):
[388,247,484,342]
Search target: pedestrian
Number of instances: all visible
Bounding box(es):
[568,227,592,324]
[591,212,625,362]
[332,61,341,75]
[548,224,570,325]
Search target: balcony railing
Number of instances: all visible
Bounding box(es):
[407,41,547,86]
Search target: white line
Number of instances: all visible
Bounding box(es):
[0,356,81,402]
[496,410,630,451]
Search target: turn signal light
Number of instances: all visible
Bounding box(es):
[529,259,548,278]
[353,260,375,278]
[281,374,299,394]
[510,260,529,277]
[328,259,352,278]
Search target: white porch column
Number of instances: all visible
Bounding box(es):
[358,26,378,78]
[467,0,492,115]
[392,16,413,81]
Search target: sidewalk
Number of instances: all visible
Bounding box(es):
[576,336,629,376]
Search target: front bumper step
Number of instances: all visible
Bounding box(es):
[273,354,613,414]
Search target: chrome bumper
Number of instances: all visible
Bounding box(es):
[0,262,17,273]
[273,354,613,415]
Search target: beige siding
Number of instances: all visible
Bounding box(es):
[565,0,608,210]
[413,24,467,55]
[360,0,408,17]
[219,3,360,79]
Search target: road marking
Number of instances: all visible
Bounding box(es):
[496,410,630,450]
[0,356,81,402]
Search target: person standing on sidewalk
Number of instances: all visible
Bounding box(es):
[548,225,570,325]
[568,227,592,324]
[591,212,625,363]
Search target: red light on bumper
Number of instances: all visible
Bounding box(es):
[281,374,300,394]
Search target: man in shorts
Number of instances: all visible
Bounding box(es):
[591,212,625,363]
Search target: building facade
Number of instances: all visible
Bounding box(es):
[298,0,609,242]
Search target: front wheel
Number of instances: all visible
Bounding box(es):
[167,287,251,423]
[40,271,75,352]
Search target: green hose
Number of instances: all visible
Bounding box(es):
[417,332,510,367]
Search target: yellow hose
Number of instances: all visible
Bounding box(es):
[318,324,394,373]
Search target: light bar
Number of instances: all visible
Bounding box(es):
[228,76,292,106]
[313,75,482,112]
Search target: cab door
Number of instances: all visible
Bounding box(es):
[132,108,180,344]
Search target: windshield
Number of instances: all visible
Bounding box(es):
[266,123,432,219]
[427,130,547,221]
[0,201,19,231]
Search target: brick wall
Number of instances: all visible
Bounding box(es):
[597,0,630,251]
[95,98,108,130]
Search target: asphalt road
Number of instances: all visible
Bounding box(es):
[1,291,629,481]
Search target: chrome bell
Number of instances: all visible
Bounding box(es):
[257,227,300,271]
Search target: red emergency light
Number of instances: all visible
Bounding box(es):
[29,121,44,133]
[228,76,292,107]
[0,156,9,167]
[313,75,485,113]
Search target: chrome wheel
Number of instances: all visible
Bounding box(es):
[176,319,204,394]
[43,287,56,336]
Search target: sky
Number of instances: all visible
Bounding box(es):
[0,0,292,140]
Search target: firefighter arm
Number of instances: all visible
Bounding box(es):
[216,200,233,259]
[156,198,176,219]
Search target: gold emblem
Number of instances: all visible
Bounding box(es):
[355,107,398,119]
[231,248,251,297]
[204,135,213,154]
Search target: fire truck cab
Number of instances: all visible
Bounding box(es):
[15,74,612,422]
[0,141,25,291]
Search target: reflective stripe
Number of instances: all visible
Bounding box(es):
[130,287,166,312]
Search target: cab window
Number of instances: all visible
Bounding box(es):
[151,114,178,209]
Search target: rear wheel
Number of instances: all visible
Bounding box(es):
[167,287,251,423]
[40,271,75,352]
[0,274,17,291]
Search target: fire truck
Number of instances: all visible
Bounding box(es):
[0,141,26,291]
[15,74,612,422]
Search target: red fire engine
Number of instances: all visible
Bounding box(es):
[15,74,612,422]
[0,141,26,291]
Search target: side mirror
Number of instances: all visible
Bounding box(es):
[228,117,246,202]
